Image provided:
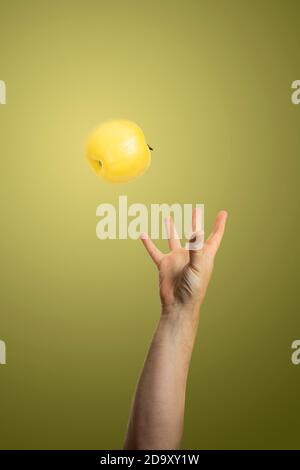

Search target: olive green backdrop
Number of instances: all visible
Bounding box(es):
[0,0,299,449]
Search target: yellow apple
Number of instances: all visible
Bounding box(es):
[86,119,152,183]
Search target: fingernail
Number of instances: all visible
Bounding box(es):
[140,232,149,240]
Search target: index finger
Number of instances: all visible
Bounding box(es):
[140,233,164,266]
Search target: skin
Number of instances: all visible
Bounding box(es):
[124,208,228,450]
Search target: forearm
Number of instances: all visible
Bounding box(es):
[124,304,200,450]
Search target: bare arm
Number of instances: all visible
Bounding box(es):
[124,209,228,450]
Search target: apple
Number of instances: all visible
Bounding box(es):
[86,119,152,183]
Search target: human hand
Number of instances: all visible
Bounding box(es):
[125,209,228,450]
[140,209,228,314]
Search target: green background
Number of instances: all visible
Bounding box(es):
[0,0,299,449]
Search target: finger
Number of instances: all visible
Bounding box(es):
[205,210,228,256]
[165,216,181,251]
[188,230,205,267]
[140,233,163,266]
[192,207,202,232]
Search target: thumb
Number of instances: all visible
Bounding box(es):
[187,230,204,267]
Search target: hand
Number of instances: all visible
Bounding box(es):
[140,209,228,313]
[126,209,228,450]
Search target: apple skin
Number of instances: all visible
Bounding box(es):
[86,119,151,183]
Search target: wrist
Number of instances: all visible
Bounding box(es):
[162,301,200,320]
[161,302,201,339]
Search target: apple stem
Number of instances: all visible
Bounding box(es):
[148,144,153,151]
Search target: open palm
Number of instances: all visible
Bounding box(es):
[140,209,228,310]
